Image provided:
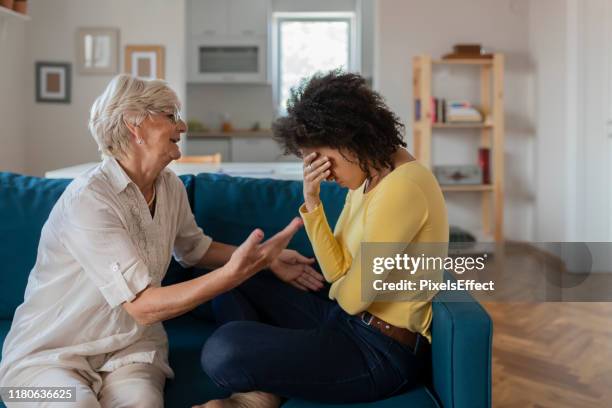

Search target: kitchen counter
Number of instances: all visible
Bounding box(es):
[187,130,273,138]
[45,161,304,180]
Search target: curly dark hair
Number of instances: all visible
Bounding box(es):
[272,70,406,177]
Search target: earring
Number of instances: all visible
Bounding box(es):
[137,138,144,145]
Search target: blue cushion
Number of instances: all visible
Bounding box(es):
[163,175,198,286]
[192,173,347,259]
[283,387,440,408]
[163,314,228,406]
[0,173,71,319]
[431,288,492,408]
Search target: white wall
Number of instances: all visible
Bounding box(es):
[24,0,186,176]
[0,16,27,174]
[576,0,611,242]
[528,0,568,241]
[528,0,612,243]
[374,0,533,241]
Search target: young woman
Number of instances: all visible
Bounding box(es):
[198,71,448,408]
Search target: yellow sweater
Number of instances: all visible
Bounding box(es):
[300,161,448,342]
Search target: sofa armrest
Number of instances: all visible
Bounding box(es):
[431,290,492,408]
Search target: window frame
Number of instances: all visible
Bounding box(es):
[271,11,360,116]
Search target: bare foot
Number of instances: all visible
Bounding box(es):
[192,392,281,408]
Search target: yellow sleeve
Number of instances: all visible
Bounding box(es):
[299,197,353,283]
[333,181,429,315]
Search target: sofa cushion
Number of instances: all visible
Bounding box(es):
[0,173,71,319]
[163,314,229,406]
[192,173,347,259]
[282,387,440,408]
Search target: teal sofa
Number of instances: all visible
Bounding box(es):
[0,171,492,408]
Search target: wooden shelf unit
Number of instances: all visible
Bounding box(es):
[412,54,505,241]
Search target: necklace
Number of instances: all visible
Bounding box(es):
[146,185,156,208]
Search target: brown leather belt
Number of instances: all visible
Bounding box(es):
[358,311,419,350]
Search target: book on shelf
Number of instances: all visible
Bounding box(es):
[446,100,483,123]
[414,97,447,123]
[414,98,483,124]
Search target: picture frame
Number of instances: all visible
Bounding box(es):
[124,45,165,80]
[76,27,119,75]
[35,62,71,103]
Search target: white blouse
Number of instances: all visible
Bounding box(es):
[0,157,212,392]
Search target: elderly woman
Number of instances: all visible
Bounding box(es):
[198,71,448,407]
[0,74,318,408]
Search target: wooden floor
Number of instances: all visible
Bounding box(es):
[484,302,612,407]
[480,245,612,407]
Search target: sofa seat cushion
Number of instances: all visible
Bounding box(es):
[163,314,229,406]
[283,387,440,408]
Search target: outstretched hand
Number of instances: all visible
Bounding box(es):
[270,249,324,291]
[225,218,304,285]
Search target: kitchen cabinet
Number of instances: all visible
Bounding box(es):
[228,0,269,37]
[188,0,269,38]
[189,0,228,36]
[187,0,270,83]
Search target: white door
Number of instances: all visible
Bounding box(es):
[607,0,612,243]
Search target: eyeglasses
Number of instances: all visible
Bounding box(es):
[164,110,183,125]
[147,108,182,125]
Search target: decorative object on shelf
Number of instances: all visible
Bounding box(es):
[478,147,491,184]
[1,0,14,11]
[442,43,493,60]
[125,45,165,80]
[449,226,476,244]
[221,113,233,132]
[13,0,26,14]
[187,120,208,132]
[434,165,482,185]
[250,121,261,131]
[35,62,71,103]
[76,28,119,75]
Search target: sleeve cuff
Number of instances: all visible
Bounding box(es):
[177,235,213,268]
[299,202,324,222]
[99,261,152,308]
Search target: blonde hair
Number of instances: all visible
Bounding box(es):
[89,74,181,159]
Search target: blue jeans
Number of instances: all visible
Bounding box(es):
[201,271,431,403]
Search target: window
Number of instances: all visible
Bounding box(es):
[272,12,359,115]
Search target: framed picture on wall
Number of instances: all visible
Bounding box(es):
[35,62,71,103]
[76,28,119,75]
[124,45,165,80]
